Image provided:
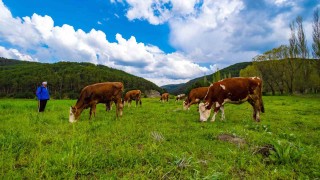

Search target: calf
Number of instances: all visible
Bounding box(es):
[199,77,264,122]
[183,87,209,110]
[123,90,142,107]
[175,94,186,102]
[160,93,169,102]
[69,82,124,123]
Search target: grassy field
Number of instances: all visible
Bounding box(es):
[0,95,319,179]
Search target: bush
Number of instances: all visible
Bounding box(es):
[268,140,304,165]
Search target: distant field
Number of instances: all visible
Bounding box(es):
[1,96,319,179]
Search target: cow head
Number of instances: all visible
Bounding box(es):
[69,106,78,123]
[183,99,189,110]
[199,103,211,122]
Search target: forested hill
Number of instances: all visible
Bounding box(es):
[162,62,252,95]
[0,58,163,99]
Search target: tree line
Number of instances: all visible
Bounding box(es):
[240,9,320,95]
[0,58,163,99]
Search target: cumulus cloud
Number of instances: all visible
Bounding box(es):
[115,0,313,66]
[0,46,37,61]
[0,0,315,86]
[0,0,212,86]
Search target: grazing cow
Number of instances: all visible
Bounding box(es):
[183,87,209,110]
[69,82,124,123]
[123,90,142,107]
[199,77,265,122]
[160,93,169,102]
[175,94,186,102]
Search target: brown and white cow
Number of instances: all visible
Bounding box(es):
[175,94,186,102]
[69,82,124,123]
[199,77,264,122]
[160,93,169,102]
[123,90,142,107]
[183,87,209,110]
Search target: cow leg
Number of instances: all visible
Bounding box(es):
[248,97,260,122]
[115,99,123,118]
[254,99,261,122]
[115,101,119,118]
[93,104,97,117]
[89,104,96,120]
[89,107,92,120]
[106,101,111,111]
[211,108,220,122]
[211,102,221,122]
[220,105,225,120]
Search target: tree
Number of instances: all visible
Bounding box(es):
[213,68,221,83]
[289,21,298,58]
[296,16,309,58]
[240,65,260,77]
[312,8,320,59]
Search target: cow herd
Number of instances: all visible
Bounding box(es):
[69,77,264,123]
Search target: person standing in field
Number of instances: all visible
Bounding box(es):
[36,81,50,112]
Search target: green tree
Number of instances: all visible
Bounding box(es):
[240,65,260,77]
[213,68,221,83]
[296,16,309,58]
[312,8,320,59]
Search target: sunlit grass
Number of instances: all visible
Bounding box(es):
[0,96,319,178]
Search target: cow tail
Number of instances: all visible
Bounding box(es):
[259,79,265,113]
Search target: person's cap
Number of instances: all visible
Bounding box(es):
[42,81,47,85]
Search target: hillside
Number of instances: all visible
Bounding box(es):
[0,58,163,99]
[162,62,252,95]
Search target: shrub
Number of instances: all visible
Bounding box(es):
[268,140,304,165]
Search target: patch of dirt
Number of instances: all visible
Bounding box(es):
[252,144,275,157]
[217,134,247,147]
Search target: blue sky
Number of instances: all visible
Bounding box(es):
[0,0,318,85]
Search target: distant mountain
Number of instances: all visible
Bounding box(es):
[161,83,184,93]
[162,62,252,95]
[0,58,164,99]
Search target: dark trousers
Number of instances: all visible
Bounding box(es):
[38,100,48,112]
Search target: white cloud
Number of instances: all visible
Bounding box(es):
[266,0,296,7]
[0,0,212,86]
[0,46,37,61]
[116,0,314,66]
[1,0,314,86]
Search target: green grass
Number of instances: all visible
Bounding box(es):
[0,96,319,179]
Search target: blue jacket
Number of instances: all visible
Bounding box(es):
[36,86,50,100]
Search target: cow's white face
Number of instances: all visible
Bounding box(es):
[69,107,77,123]
[199,103,211,122]
[183,101,189,110]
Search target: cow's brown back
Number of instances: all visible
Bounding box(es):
[183,87,208,109]
[200,77,264,122]
[205,77,262,104]
[124,90,141,101]
[70,82,124,122]
[123,89,142,106]
[187,87,209,103]
[160,93,169,102]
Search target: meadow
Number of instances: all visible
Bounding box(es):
[0,95,319,179]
